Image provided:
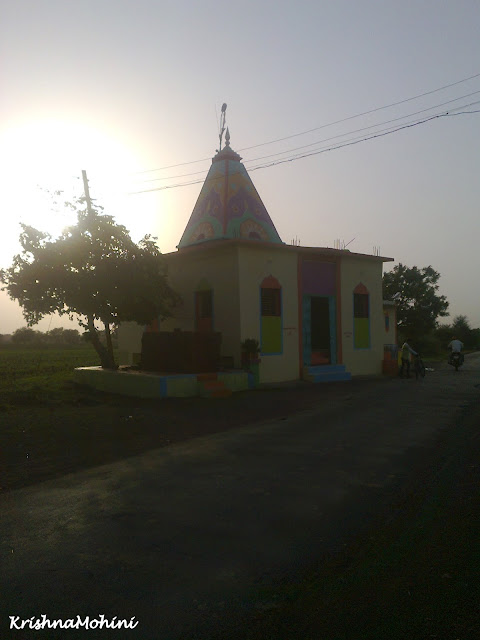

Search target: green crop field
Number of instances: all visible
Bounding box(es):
[0,345,107,409]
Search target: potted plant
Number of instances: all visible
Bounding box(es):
[241,338,260,369]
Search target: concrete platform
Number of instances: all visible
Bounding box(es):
[73,367,253,399]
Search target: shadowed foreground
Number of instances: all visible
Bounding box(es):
[1,355,480,639]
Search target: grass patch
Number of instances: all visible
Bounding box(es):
[0,345,111,410]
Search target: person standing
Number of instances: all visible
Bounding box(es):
[400,339,418,378]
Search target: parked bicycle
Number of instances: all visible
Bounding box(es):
[413,353,426,379]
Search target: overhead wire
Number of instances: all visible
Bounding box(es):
[237,71,480,152]
[135,89,480,185]
[128,106,480,195]
[241,90,480,163]
[132,71,480,176]
[247,104,480,172]
[248,99,480,166]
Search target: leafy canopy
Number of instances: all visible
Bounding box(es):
[1,196,180,368]
[383,263,448,339]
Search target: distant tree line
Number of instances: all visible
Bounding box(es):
[434,315,480,351]
[2,327,84,347]
[0,326,122,348]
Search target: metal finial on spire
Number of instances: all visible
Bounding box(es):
[218,103,227,151]
[225,127,230,147]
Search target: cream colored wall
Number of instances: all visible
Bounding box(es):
[117,246,389,379]
[238,246,299,383]
[340,257,385,376]
[117,322,145,365]
[118,248,241,366]
[161,248,242,365]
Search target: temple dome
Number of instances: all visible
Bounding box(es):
[178,131,283,248]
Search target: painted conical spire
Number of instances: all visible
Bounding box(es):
[178,114,283,249]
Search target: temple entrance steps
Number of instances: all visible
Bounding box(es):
[197,373,233,398]
[303,364,351,383]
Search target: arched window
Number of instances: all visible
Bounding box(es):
[353,283,370,349]
[195,278,213,332]
[260,276,282,354]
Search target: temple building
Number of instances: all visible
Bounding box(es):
[118,127,396,386]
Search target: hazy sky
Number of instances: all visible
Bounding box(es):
[1,0,479,334]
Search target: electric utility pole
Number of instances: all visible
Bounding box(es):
[81,170,94,217]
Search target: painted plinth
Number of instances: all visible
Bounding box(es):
[73,367,250,399]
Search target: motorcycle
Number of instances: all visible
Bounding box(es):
[449,351,463,372]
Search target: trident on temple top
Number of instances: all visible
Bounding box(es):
[218,103,227,151]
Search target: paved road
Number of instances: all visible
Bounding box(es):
[2,354,479,639]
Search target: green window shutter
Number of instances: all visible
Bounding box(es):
[261,316,282,353]
[260,281,282,354]
[353,289,370,349]
[354,318,370,348]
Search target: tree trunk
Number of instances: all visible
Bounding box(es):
[104,322,116,368]
[87,315,116,369]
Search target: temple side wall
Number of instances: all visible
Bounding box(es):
[117,243,391,382]
[160,248,242,366]
[237,245,300,384]
[340,257,385,376]
[117,322,144,366]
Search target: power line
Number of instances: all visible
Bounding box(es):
[246,101,480,169]
[247,108,480,172]
[445,109,480,116]
[128,107,479,195]
[242,91,480,163]
[135,90,480,185]
[133,71,480,176]
[237,71,480,152]
[132,155,212,175]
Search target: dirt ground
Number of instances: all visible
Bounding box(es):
[2,355,480,639]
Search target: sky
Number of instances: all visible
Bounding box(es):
[1,0,479,334]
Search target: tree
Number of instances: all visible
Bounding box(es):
[1,196,181,369]
[471,328,480,350]
[383,264,449,339]
[451,315,471,345]
[436,315,480,351]
[45,327,82,345]
[434,322,453,347]
[46,327,67,345]
[450,315,480,350]
[11,327,45,345]
[62,328,82,345]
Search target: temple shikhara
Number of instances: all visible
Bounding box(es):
[114,113,397,397]
[178,128,282,248]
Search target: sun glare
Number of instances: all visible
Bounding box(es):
[0,118,163,263]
